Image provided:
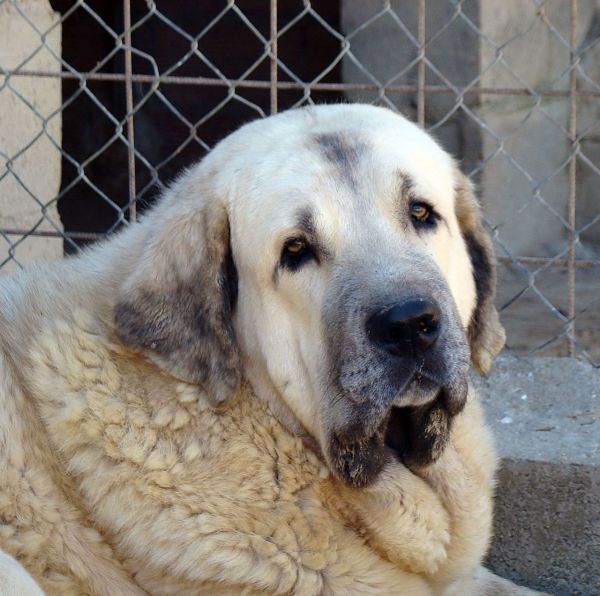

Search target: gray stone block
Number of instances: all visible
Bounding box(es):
[473,355,600,596]
[488,460,600,596]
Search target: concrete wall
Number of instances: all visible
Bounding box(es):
[341,0,600,257]
[0,0,62,272]
[477,0,599,257]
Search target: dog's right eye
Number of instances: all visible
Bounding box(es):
[281,238,314,270]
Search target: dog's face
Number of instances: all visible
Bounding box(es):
[114,105,505,488]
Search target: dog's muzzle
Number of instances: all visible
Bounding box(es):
[325,295,470,488]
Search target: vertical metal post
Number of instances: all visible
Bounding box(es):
[417,0,426,128]
[270,0,278,115]
[124,0,136,222]
[567,0,578,355]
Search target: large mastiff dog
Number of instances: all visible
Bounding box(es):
[0,104,547,595]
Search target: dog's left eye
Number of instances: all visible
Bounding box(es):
[411,203,436,227]
[281,238,314,270]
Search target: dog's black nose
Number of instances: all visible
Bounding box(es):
[367,298,441,357]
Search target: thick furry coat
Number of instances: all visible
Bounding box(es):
[0,104,547,596]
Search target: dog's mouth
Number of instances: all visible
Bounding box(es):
[328,379,467,488]
[384,388,454,468]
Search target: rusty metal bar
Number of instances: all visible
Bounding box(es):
[0,229,106,240]
[417,0,426,128]
[567,0,578,355]
[270,0,278,114]
[123,0,136,222]
[496,256,598,270]
[9,69,600,97]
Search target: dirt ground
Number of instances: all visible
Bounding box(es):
[496,261,600,364]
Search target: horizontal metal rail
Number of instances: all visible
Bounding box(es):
[0,229,105,241]
[5,69,599,98]
[496,256,598,269]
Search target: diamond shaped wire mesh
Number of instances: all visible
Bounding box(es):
[1,0,600,364]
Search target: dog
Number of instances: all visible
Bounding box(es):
[0,104,549,595]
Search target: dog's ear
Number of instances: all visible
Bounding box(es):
[455,171,506,374]
[114,178,240,406]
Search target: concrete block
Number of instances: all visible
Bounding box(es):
[478,2,596,94]
[340,0,480,118]
[476,97,571,257]
[0,0,63,272]
[473,355,600,595]
[489,461,599,596]
[475,0,598,257]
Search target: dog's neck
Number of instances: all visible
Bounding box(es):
[242,359,323,458]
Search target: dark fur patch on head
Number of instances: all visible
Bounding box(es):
[454,173,505,374]
[399,171,416,199]
[463,230,492,338]
[114,275,240,399]
[296,207,316,237]
[315,133,355,164]
[395,170,425,222]
[293,206,332,262]
[222,239,239,310]
[314,132,366,185]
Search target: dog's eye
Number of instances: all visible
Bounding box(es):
[411,203,436,227]
[281,238,314,270]
[411,204,429,221]
[285,238,305,255]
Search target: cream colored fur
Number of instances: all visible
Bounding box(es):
[0,104,548,595]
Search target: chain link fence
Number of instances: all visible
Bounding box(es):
[1,0,600,364]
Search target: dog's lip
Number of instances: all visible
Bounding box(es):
[333,371,467,448]
[327,378,467,486]
[391,371,440,407]
[383,394,442,460]
[332,374,443,446]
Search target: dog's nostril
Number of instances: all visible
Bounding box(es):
[418,313,438,336]
[367,298,441,357]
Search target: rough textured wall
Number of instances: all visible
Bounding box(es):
[0,0,62,270]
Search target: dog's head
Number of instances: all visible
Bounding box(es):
[114,104,505,487]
